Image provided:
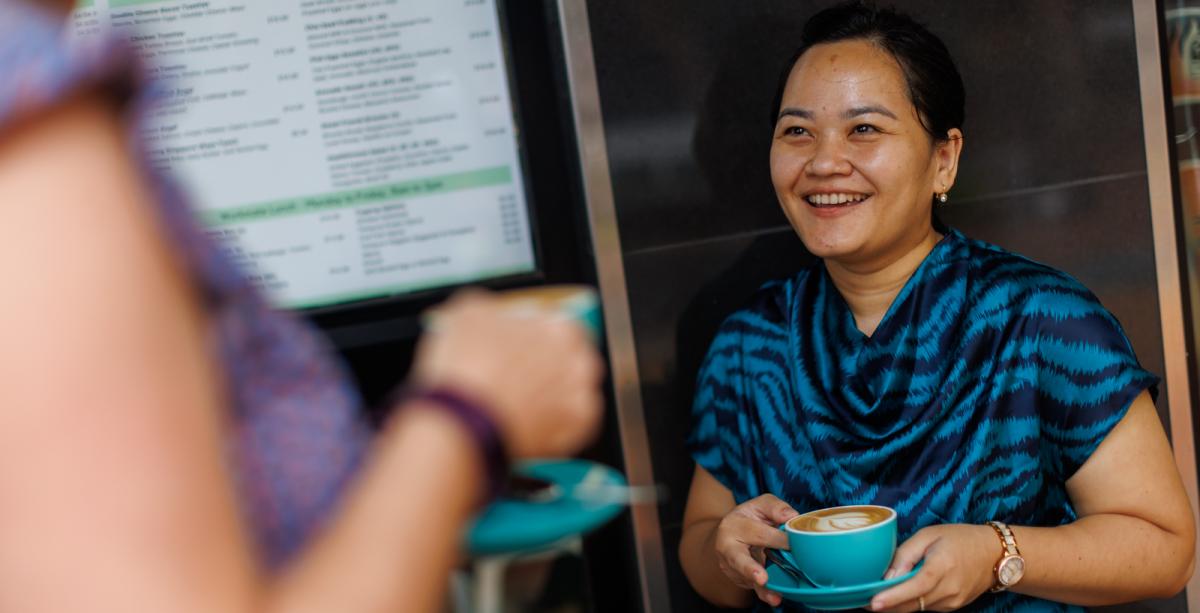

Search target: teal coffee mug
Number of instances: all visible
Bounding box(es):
[425,285,602,343]
[490,284,602,343]
[784,504,897,587]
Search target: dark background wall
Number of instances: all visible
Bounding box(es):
[586,1,1183,611]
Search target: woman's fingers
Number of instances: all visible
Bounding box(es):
[885,527,938,579]
[748,493,801,525]
[718,541,768,587]
[754,584,783,607]
[715,514,786,588]
[872,524,999,611]
[871,562,942,612]
[716,559,756,590]
[412,289,605,459]
[711,494,803,603]
[749,547,785,606]
[737,514,791,551]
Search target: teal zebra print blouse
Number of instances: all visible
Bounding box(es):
[688,227,1158,612]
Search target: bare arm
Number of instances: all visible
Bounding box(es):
[679,465,797,609]
[0,93,258,613]
[874,391,1195,611]
[1015,390,1195,603]
[266,405,484,613]
[680,466,753,608]
[0,94,600,613]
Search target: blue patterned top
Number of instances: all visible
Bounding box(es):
[0,1,371,567]
[688,228,1158,612]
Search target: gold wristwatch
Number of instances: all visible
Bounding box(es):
[986,521,1025,592]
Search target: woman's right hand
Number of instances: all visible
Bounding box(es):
[713,494,800,607]
[409,289,605,459]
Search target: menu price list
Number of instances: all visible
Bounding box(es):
[69,0,536,308]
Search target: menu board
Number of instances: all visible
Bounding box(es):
[70,0,536,309]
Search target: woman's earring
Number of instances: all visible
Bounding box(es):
[937,192,949,204]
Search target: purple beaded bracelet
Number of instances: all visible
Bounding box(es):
[395,386,510,504]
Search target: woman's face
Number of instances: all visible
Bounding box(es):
[770,39,960,267]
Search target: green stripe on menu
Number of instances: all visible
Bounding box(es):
[286,265,535,310]
[74,0,94,8]
[203,166,514,226]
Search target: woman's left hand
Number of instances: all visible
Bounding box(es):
[868,524,999,612]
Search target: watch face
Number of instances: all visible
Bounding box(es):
[998,557,1025,585]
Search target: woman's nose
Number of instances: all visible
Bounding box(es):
[805,137,852,176]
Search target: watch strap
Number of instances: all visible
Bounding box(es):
[987,520,1020,556]
[986,520,1022,592]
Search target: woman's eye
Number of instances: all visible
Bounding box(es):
[783,126,809,137]
[853,124,879,134]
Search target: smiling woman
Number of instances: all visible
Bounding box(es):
[677,2,1195,613]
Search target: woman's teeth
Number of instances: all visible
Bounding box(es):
[806,193,869,207]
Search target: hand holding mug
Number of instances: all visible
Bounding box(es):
[869,523,997,612]
[712,494,799,607]
[411,288,604,459]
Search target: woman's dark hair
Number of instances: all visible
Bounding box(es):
[771,1,965,142]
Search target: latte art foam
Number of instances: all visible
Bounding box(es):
[788,505,893,533]
[813,511,875,531]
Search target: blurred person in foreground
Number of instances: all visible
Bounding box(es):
[0,1,604,611]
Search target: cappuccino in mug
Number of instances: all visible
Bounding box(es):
[787,505,894,533]
[782,504,897,587]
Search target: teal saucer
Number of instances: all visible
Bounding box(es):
[465,459,626,556]
[764,552,922,611]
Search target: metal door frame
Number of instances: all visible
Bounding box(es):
[1133,0,1200,608]
[556,0,672,610]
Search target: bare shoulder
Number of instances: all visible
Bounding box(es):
[0,93,184,298]
[0,94,253,611]
[0,92,216,416]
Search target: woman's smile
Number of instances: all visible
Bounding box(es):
[803,190,873,218]
[804,191,871,207]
